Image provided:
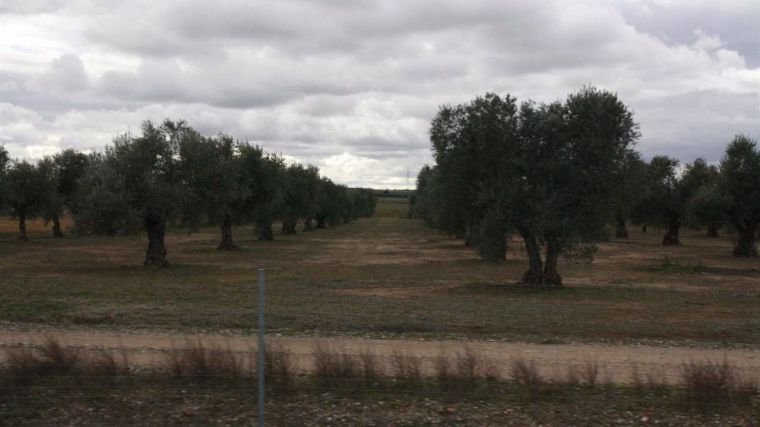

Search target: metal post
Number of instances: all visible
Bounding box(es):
[257,268,266,426]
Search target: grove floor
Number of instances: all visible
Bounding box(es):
[0,198,758,346]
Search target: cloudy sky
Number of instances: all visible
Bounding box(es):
[1,0,758,188]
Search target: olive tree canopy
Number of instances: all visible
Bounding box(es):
[416,87,639,286]
[719,134,760,257]
[74,120,190,266]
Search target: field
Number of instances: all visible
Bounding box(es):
[1,198,759,424]
[0,198,758,346]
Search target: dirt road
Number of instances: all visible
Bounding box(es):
[1,329,758,384]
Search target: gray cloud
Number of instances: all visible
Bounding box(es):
[0,0,758,187]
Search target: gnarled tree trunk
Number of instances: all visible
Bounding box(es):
[256,222,274,241]
[18,211,28,242]
[217,214,240,251]
[519,227,544,285]
[662,218,681,245]
[614,214,629,239]
[733,222,758,257]
[303,217,314,232]
[52,214,63,238]
[706,223,719,238]
[144,218,169,267]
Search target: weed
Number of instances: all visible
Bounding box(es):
[390,349,422,389]
[681,359,734,410]
[264,341,294,387]
[5,337,80,381]
[312,342,361,389]
[358,349,384,388]
[509,358,543,395]
[578,360,599,388]
[162,340,246,383]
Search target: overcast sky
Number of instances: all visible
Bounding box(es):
[1,0,758,188]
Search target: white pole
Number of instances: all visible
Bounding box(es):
[257,268,265,426]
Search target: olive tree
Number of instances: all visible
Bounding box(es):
[315,178,354,228]
[74,121,189,266]
[633,156,684,245]
[350,188,378,218]
[245,151,285,241]
[610,152,647,239]
[511,88,639,285]
[179,132,253,250]
[417,87,639,286]
[0,145,8,209]
[635,157,718,245]
[280,164,320,234]
[37,149,89,237]
[5,160,48,241]
[719,134,760,257]
[688,183,729,237]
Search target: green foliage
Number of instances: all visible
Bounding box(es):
[719,134,760,256]
[610,151,647,230]
[74,121,189,236]
[5,161,48,222]
[35,157,63,224]
[0,145,9,209]
[631,156,681,227]
[316,178,347,227]
[53,149,89,210]
[280,164,321,233]
[477,208,507,262]
[688,183,729,231]
[248,152,286,238]
[416,87,639,285]
[74,154,141,235]
[633,157,719,231]
[349,188,378,218]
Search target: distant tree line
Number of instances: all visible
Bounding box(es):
[411,87,760,286]
[0,120,377,266]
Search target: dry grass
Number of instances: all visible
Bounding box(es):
[2,337,759,417]
[5,337,80,381]
[312,342,361,388]
[0,216,75,236]
[389,349,423,388]
[163,340,246,382]
[682,360,734,405]
[162,339,294,387]
[311,343,387,390]
[358,349,384,388]
[433,346,496,390]
[565,360,599,388]
[573,360,599,388]
[264,341,294,386]
[679,359,760,410]
[2,337,132,388]
[509,358,544,395]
